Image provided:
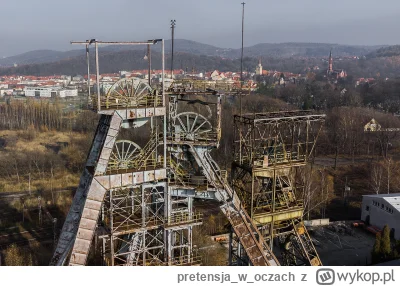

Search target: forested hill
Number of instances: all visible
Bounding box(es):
[367,45,400,58]
[0,51,241,76]
[0,40,384,67]
[233,42,383,58]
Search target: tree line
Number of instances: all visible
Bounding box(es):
[0,99,98,132]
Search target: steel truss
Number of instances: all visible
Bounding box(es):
[51,38,325,267]
[100,182,201,266]
[231,110,325,266]
[166,93,280,266]
[51,39,201,266]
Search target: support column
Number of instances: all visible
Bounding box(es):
[109,189,114,266]
[228,229,233,265]
[95,41,100,112]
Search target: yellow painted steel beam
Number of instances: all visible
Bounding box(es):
[253,209,303,224]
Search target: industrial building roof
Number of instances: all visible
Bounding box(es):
[363,193,400,212]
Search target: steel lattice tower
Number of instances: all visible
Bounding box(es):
[231,110,325,266]
[50,38,279,266]
[50,40,201,266]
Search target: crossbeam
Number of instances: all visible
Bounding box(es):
[70,39,165,113]
[234,111,326,125]
[70,40,161,45]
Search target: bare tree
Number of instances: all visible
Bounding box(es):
[370,162,384,194]
[299,166,334,220]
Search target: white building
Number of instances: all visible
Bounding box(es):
[60,75,72,81]
[93,82,113,94]
[364,119,381,132]
[120,71,131,77]
[24,87,55,97]
[72,75,84,81]
[59,89,78,98]
[361,193,400,239]
[1,89,14,96]
[24,86,77,98]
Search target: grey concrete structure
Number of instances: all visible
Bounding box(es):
[361,193,400,240]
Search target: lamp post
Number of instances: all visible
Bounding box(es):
[170,20,176,79]
[144,44,151,86]
[86,39,95,108]
[240,2,245,116]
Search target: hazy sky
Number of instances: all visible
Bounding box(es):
[1,0,399,57]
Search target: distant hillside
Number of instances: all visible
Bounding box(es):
[0,51,241,76]
[2,44,399,79]
[241,43,384,58]
[0,40,223,67]
[0,40,384,67]
[0,50,331,77]
[366,45,400,58]
[0,49,86,67]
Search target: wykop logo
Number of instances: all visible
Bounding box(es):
[316,269,335,285]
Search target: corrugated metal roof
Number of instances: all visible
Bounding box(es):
[363,193,400,211]
[364,193,400,198]
[384,197,400,211]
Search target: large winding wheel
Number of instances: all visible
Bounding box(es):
[173,112,213,142]
[106,77,152,108]
[108,140,141,170]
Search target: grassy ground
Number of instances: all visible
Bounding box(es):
[0,125,397,265]
[0,130,90,194]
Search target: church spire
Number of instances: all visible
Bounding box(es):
[256,57,263,75]
[328,48,333,73]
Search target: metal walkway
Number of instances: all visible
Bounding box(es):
[188,145,279,266]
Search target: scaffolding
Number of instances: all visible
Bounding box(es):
[231,110,325,266]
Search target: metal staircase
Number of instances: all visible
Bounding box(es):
[126,233,142,266]
[168,159,189,187]
[281,220,321,266]
[188,145,279,266]
[132,132,159,170]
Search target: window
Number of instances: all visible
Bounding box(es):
[381,204,384,209]
[366,206,370,211]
